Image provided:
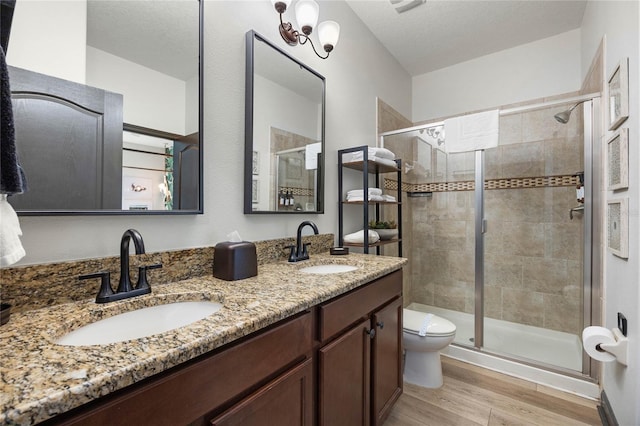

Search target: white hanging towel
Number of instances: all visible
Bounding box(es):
[443,109,499,153]
[0,194,26,266]
[305,142,322,170]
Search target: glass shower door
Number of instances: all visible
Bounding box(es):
[480,103,586,372]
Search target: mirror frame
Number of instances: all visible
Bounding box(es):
[11,0,204,216]
[244,30,325,214]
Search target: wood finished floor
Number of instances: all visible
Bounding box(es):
[385,357,602,426]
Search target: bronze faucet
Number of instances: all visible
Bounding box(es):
[287,221,319,262]
[79,229,161,303]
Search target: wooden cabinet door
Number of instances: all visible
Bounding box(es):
[210,359,313,426]
[318,318,372,426]
[371,297,403,426]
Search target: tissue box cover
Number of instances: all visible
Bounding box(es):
[213,241,257,281]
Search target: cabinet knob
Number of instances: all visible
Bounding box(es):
[376,321,384,329]
[365,328,376,339]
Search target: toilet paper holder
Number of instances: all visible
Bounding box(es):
[598,328,628,366]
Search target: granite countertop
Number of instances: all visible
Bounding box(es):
[0,253,406,425]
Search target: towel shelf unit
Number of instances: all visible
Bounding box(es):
[338,146,403,256]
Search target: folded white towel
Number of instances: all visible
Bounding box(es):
[347,188,382,196]
[0,194,26,266]
[382,194,396,202]
[370,147,396,160]
[346,194,384,202]
[343,152,398,168]
[443,109,499,153]
[343,229,380,244]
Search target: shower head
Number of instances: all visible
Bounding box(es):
[554,109,573,124]
[554,100,588,124]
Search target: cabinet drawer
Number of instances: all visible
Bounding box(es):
[318,270,402,342]
[210,358,314,426]
[52,311,313,426]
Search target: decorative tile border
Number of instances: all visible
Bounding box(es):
[384,174,579,193]
[279,186,314,197]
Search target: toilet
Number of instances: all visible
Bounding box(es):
[403,308,456,388]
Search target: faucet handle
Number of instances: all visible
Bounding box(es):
[302,242,312,257]
[284,245,296,262]
[80,271,113,304]
[136,263,162,290]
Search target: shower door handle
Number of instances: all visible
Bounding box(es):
[482,219,488,234]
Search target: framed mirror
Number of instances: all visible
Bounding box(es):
[4,0,203,215]
[244,30,325,214]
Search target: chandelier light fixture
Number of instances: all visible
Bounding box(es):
[270,0,340,59]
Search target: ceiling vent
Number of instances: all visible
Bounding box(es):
[390,0,426,14]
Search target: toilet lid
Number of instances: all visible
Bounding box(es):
[403,309,456,336]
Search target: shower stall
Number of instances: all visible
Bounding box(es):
[380,94,601,391]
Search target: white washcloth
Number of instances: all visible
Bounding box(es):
[0,194,26,266]
[418,313,434,337]
[343,229,380,244]
[443,110,499,153]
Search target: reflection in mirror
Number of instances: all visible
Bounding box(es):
[4,0,202,214]
[245,30,325,214]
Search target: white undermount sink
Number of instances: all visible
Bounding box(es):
[298,264,358,274]
[55,301,223,346]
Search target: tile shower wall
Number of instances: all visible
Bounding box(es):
[400,102,585,335]
[377,99,414,303]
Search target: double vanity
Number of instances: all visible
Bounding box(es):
[0,252,406,425]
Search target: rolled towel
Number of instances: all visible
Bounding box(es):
[343,229,380,244]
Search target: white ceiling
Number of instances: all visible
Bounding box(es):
[345,0,587,76]
[85,0,587,82]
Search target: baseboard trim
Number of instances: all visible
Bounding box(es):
[598,390,618,426]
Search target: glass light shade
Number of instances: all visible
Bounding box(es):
[295,0,319,33]
[271,0,291,13]
[318,20,340,50]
